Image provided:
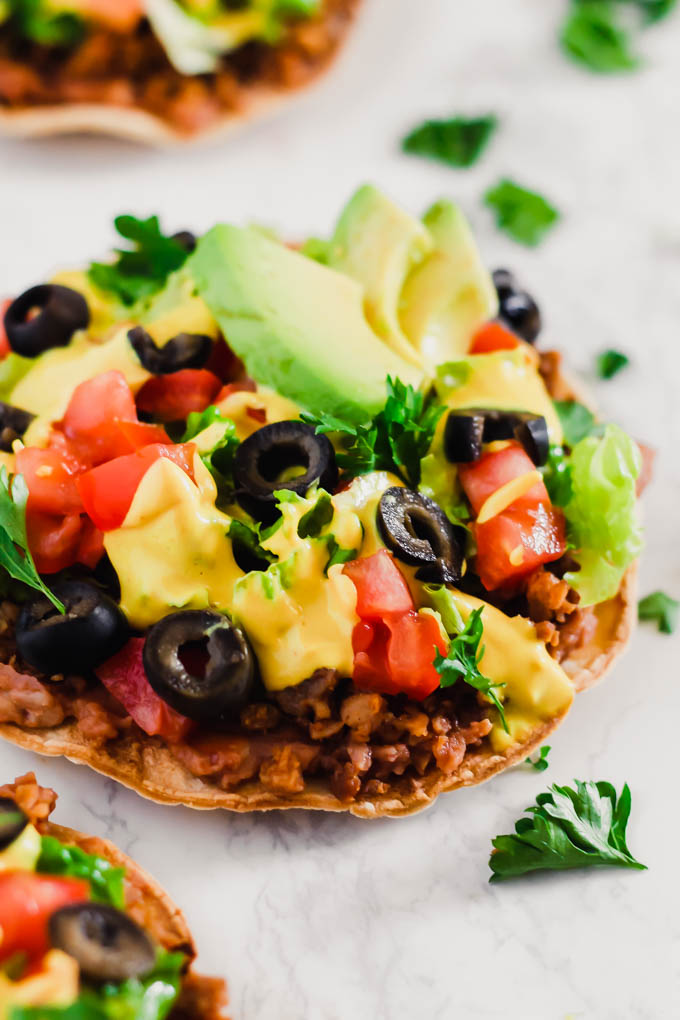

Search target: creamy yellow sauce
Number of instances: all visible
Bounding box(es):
[0,952,78,1018]
[215,386,301,441]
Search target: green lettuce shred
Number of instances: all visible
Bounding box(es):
[37,836,125,909]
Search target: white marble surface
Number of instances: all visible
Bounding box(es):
[0,2,679,1017]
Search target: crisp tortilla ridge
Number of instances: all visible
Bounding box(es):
[0,1,362,145]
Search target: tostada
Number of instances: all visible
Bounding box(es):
[0,187,644,816]
[0,0,359,142]
[0,772,228,1017]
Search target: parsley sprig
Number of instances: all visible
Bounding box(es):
[0,468,63,613]
[89,215,189,307]
[489,780,646,881]
[560,0,677,73]
[638,590,678,634]
[302,377,444,488]
[525,745,551,772]
[596,348,629,379]
[402,115,498,168]
[484,179,560,247]
[434,607,508,731]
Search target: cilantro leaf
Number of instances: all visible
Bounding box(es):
[0,469,63,613]
[541,446,573,506]
[433,606,508,731]
[89,215,189,307]
[402,114,498,168]
[638,590,679,634]
[303,377,444,488]
[553,399,598,446]
[37,836,125,908]
[484,179,560,247]
[525,745,551,772]
[489,780,646,881]
[560,1,639,72]
[596,348,629,379]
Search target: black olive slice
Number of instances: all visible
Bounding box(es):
[143,610,257,721]
[377,487,464,585]
[128,326,212,375]
[232,421,338,522]
[444,408,549,466]
[16,580,130,676]
[4,285,89,358]
[49,903,155,983]
[492,267,542,344]
[170,230,197,253]
[0,401,34,452]
[0,797,28,851]
[492,268,516,300]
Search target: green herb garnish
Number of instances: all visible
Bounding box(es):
[37,836,125,908]
[596,348,629,379]
[402,115,498,168]
[560,2,639,72]
[433,607,508,731]
[228,520,277,567]
[489,780,646,881]
[484,179,559,247]
[5,0,84,46]
[0,469,63,613]
[638,590,679,634]
[553,399,598,446]
[303,377,445,488]
[525,745,551,772]
[297,490,334,539]
[181,405,239,491]
[89,215,189,307]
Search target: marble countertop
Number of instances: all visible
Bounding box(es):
[0,1,678,1017]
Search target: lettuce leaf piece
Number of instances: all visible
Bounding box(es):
[563,424,642,605]
[37,835,125,908]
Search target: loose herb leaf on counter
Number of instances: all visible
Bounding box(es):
[560,2,639,72]
[89,215,189,307]
[0,469,64,613]
[303,377,445,488]
[402,115,498,168]
[434,607,508,732]
[37,836,125,908]
[525,745,551,772]
[484,179,559,247]
[489,780,646,881]
[553,400,598,446]
[635,0,677,22]
[638,590,679,634]
[596,348,629,379]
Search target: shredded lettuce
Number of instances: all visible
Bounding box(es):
[37,836,125,909]
[563,424,642,605]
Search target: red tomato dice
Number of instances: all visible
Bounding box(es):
[0,871,89,963]
[16,445,83,516]
[0,299,12,359]
[343,550,413,618]
[135,370,222,422]
[469,321,520,354]
[352,611,447,700]
[97,638,193,743]
[458,443,548,515]
[26,512,83,575]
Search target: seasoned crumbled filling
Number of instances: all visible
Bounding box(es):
[0,0,358,134]
[0,771,56,831]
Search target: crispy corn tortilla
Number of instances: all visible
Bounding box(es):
[0,1,361,145]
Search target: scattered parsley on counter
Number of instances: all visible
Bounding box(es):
[303,377,445,489]
[89,215,189,307]
[638,590,679,634]
[0,468,64,613]
[596,348,629,379]
[525,745,551,772]
[483,179,559,247]
[402,115,498,168]
[553,400,598,446]
[489,780,646,881]
[560,0,677,73]
[434,607,508,732]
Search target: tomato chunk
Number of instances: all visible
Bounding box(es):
[78,442,195,531]
[458,443,548,514]
[16,445,83,516]
[0,299,11,359]
[469,321,520,354]
[352,611,447,700]
[26,512,83,575]
[0,871,89,963]
[97,638,193,743]
[136,370,222,422]
[343,550,413,618]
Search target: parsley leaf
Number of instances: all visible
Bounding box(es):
[553,399,598,446]
[633,0,677,22]
[596,348,629,379]
[303,377,444,488]
[37,836,125,908]
[560,2,639,72]
[402,114,498,168]
[5,0,84,46]
[484,179,560,247]
[434,607,508,731]
[638,590,679,634]
[89,215,189,307]
[541,445,573,506]
[0,469,63,613]
[489,780,646,881]
[525,745,551,772]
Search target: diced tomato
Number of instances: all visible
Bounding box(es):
[26,512,83,574]
[78,442,196,532]
[469,321,520,354]
[135,370,222,422]
[0,871,89,964]
[343,550,413,618]
[97,638,194,743]
[0,299,11,359]
[216,379,257,403]
[458,443,548,515]
[352,611,447,700]
[16,445,83,516]
[75,517,105,569]
[204,337,244,382]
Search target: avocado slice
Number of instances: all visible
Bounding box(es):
[326,185,430,368]
[190,225,422,424]
[399,200,498,364]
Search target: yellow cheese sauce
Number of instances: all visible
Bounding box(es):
[215,386,301,441]
[423,587,573,749]
[0,951,78,1018]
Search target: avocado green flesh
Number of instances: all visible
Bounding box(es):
[190,225,422,424]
